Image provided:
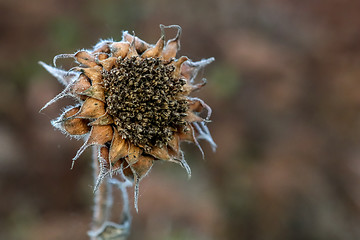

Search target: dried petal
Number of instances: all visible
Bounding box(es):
[88,125,113,145]
[148,146,171,161]
[141,36,165,59]
[99,146,110,164]
[122,31,150,53]
[71,125,113,168]
[178,123,196,142]
[80,84,105,102]
[90,114,114,126]
[126,40,139,58]
[126,145,141,165]
[188,99,203,112]
[130,155,154,179]
[192,122,217,152]
[168,151,191,179]
[63,106,80,118]
[183,78,207,95]
[180,58,215,83]
[92,41,111,54]
[75,51,97,67]
[113,160,133,177]
[172,56,188,78]
[167,135,180,154]
[109,129,129,165]
[71,75,92,94]
[59,106,91,135]
[110,41,130,58]
[39,61,80,86]
[96,53,109,61]
[63,110,91,135]
[183,111,203,122]
[99,57,117,71]
[75,66,103,85]
[188,123,204,158]
[131,155,154,212]
[76,98,106,119]
[188,97,212,120]
[160,25,182,62]
[40,74,92,112]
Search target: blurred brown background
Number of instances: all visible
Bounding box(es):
[1,0,360,239]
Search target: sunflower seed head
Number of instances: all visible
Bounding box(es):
[103,56,188,151]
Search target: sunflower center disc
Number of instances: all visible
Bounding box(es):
[103,57,188,151]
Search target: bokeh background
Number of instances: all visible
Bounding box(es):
[1,0,360,239]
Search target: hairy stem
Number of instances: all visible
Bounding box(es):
[88,146,132,240]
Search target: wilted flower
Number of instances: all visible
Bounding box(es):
[40,25,216,208]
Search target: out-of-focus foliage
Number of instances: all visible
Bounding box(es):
[1,0,360,240]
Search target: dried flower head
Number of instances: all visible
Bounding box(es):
[40,25,216,208]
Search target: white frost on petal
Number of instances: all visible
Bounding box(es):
[184,57,215,83]
[189,123,205,159]
[93,39,113,51]
[39,61,80,86]
[52,54,75,68]
[160,24,182,50]
[71,126,111,169]
[133,176,140,212]
[121,31,129,41]
[122,31,152,48]
[50,105,85,140]
[94,156,111,192]
[169,150,191,179]
[71,137,91,169]
[192,122,217,152]
[187,96,212,121]
[40,82,73,112]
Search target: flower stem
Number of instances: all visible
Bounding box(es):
[88,146,132,240]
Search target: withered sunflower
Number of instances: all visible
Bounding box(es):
[40,25,216,207]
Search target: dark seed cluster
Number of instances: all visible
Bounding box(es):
[103,57,188,151]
